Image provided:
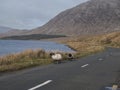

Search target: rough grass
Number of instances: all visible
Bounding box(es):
[63,31,120,58]
[0,49,52,72]
[0,49,72,72]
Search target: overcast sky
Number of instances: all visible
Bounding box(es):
[0,0,88,29]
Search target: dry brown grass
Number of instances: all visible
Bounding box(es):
[0,49,52,72]
[63,31,120,58]
[98,32,120,47]
[0,49,71,72]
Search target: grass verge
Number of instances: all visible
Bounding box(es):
[0,49,70,72]
[63,31,120,58]
[0,49,53,72]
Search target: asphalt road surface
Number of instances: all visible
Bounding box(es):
[0,48,120,90]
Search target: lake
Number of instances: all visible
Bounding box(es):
[0,40,74,56]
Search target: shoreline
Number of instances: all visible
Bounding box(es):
[0,31,120,73]
[0,39,76,73]
[0,39,74,57]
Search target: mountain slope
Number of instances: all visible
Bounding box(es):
[0,26,29,38]
[0,26,12,33]
[28,0,120,36]
[0,29,29,38]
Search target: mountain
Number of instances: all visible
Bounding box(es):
[0,26,29,38]
[0,29,29,38]
[27,0,120,36]
[0,26,13,33]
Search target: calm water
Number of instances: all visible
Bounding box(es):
[0,40,74,56]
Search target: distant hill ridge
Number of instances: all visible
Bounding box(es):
[0,26,12,33]
[0,29,29,38]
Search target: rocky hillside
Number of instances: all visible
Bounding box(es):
[28,0,120,36]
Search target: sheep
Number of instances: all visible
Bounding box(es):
[50,53,62,64]
[67,53,74,61]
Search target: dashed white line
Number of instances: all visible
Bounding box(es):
[28,80,52,90]
[81,64,89,68]
[98,58,103,61]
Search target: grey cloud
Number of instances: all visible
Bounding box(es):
[0,0,88,29]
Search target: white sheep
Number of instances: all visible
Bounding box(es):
[50,53,62,64]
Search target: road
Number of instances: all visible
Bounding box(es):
[0,48,120,90]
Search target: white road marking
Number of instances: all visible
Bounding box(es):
[81,64,89,68]
[98,58,103,61]
[28,80,52,90]
[105,87,112,89]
